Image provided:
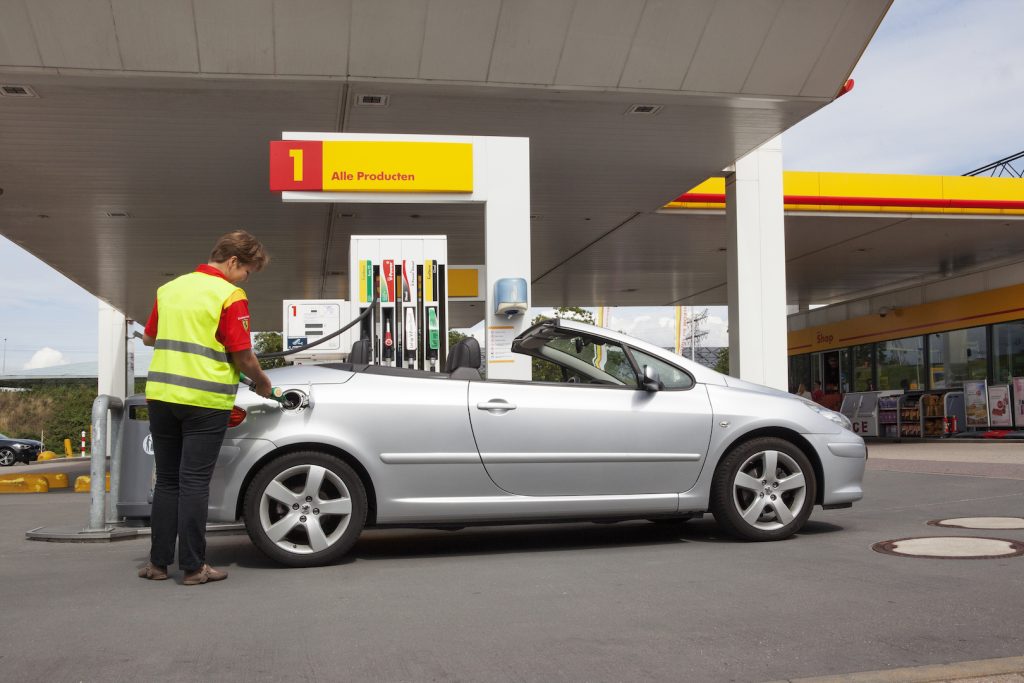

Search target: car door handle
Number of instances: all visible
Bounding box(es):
[477,400,517,413]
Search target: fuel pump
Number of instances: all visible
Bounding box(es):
[350,236,449,372]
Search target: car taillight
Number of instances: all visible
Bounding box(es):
[227,406,247,428]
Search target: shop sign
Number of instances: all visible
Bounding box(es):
[963,379,989,429]
[269,140,473,193]
[988,385,1012,427]
[1013,377,1024,428]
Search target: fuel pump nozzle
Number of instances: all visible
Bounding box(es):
[240,373,285,402]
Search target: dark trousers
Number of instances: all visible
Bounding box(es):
[148,400,230,572]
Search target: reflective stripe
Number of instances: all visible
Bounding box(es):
[154,339,230,363]
[148,372,239,397]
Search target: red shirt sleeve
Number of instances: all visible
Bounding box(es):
[218,298,252,352]
[143,299,159,338]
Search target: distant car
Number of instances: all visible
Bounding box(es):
[0,434,43,466]
[205,317,867,567]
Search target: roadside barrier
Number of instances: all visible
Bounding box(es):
[37,451,58,461]
[40,472,69,489]
[0,475,50,493]
[74,473,110,493]
[64,438,73,457]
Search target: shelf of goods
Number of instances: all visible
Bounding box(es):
[878,395,899,438]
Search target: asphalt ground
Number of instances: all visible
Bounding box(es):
[2,443,1023,682]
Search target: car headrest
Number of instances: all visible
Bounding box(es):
[445,337,481,373]
[349,338,372,364]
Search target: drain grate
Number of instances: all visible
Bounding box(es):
[872,536,1024,559]
[928,517,1024,530]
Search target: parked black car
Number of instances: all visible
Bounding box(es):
[0,434,43,466]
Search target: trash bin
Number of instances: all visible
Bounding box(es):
[116,394,155,522]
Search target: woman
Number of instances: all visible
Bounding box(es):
[138,230,273,585]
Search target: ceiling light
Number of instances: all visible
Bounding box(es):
[0,84,37,98]
[626,104,662,116]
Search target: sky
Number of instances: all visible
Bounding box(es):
[1,0,1022,375]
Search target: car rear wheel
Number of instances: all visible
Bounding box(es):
[710,437,816,542]
[0,448,16,467]
[243,451,367,567]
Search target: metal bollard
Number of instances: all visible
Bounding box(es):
[87,395,123,532]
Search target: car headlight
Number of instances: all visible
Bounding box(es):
[799,399,853,431]
[12,443,28,450]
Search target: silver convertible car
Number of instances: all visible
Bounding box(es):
[213,318,866,567]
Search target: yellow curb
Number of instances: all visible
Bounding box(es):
[772,654,1024,683]
[39,472,69,489]
[0,475,50,493]
[37,451,58,461]
[74,473,109,493]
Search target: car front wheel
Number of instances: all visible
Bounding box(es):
[710,437,816,541]
[243,451,367,567]
[0,448,16,466]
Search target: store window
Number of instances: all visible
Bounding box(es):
[877,336,924,391]
[789,354,811,395]
[839,348,852,393]
[993,321,1024,384]
[852,344,875,391]
[929,327,987,389]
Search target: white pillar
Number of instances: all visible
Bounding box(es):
[725,135,788,390]
[97,300,128,400]
[483,137,532,380]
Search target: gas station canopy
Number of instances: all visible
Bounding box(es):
[0,0,895,328]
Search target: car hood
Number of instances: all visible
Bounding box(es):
[4,438,42,447]
[722,375,800,401]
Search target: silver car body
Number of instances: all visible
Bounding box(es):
[210,319,865,527]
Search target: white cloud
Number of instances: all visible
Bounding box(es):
[784,0,1024,174]
[23,347,71,370]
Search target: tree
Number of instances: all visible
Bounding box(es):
[253,331,288,369]
[531,306,595,327]
[530,307,596,381]
[448,329,468,349]
[714,347,729,375]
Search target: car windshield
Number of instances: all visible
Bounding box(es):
[0,433,7,439]
[520,328,638,387]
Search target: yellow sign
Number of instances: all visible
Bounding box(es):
[321,141,472,193]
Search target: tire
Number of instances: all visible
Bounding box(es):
[243,451,367,567]
[0,448,16,467]
[710,437,816,542]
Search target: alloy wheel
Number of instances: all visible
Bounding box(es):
[0,449,15,466]
[258,464,354,554]
[731,449,807,532]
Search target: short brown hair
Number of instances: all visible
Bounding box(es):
[210,230,269,271]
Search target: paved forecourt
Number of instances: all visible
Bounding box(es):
[2,442,1023,682]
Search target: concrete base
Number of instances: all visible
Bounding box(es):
[25,522,245,543]
[25,525,138,543]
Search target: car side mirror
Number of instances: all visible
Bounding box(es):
[642,365,663,392]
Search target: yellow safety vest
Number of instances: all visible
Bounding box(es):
[146,271,245,410]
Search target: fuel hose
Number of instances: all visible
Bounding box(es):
[255,294,378,360]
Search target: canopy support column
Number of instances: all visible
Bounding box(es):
[725,135,788,390]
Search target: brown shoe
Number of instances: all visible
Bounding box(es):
[138,562,169,581]
[183,563,228,585]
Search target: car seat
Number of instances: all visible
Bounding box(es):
[445,337,482,380]
[348,338,372,364]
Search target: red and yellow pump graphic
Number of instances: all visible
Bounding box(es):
[269,140,473,193]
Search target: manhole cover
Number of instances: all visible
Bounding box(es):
[872,536,1024,559]
[928,517,1024,530]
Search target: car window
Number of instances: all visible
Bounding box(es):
[541,334,638,388]
[630,349,694,390]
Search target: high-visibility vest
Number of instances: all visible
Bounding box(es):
[146,272,245,410]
